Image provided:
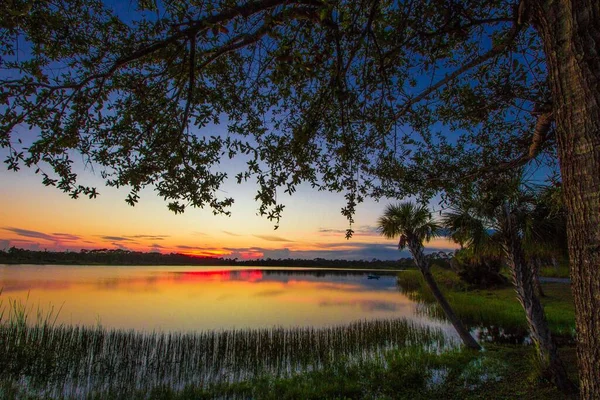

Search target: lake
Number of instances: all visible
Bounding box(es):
[0,265,455,335]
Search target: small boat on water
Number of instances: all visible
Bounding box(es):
[367,274,380,280]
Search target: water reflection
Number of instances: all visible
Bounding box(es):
[0,265,454,335]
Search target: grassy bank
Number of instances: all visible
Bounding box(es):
[397,268,576,339]
[0,344,578,399]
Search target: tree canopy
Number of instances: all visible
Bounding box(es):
[1,0,554,235]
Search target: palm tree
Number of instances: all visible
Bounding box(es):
[442,176,574,392]
[377,202,481,350]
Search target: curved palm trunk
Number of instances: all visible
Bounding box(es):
[407,240,481,350]
[503,213,574,393]
[531,257,546,297]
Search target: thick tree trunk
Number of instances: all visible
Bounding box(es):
[407,241,481,350]
[503,211,575,393]
[532,2,600,397]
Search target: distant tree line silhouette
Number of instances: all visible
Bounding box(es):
[0,247,453,269]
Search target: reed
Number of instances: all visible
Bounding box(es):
[0,296,455,398]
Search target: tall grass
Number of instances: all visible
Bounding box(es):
[0,295,456,398]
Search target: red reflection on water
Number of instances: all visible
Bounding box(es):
[176,269,263,282]
[178,270,232,281]
[239,270,263,282]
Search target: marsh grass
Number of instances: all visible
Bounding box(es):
[0,294,456,398]
[397,269,576,338]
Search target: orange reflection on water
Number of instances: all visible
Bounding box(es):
[0,266,433,333]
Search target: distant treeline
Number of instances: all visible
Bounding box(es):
[0,247,451,269]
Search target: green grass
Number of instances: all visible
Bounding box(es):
[397,268,576,338]
[0,344,576,400]
[539,265,570,279]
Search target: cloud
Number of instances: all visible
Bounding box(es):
[318,228,347,234]
[318,225,380,237]
[52,233,81,241]
[253,235,293,242]
[355,225,380,236]
[3,227,56,241]
[112,242,130,250]
[260,243,409,261]
[177,245,207,250]
[150,243,164,248]
[192,231,208,236]
[100,236,132,242]
[222,231,242,237]
[125,235,169,240]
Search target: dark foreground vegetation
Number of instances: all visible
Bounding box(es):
[0,268,577,399]
[0,247,426,269]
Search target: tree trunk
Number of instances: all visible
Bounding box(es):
[407,241,481,350]
[503,210,575,393]
[531,2,600,397]
[532,257,546,297]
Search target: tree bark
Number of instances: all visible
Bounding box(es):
[531,1,600,397]
[532,257,546,297]
[503,211,575,393]
[407,241,481,350]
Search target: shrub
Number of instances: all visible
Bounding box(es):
[451,250,508,288]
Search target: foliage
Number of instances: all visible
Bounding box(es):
[442,172,567,270]
[377,202,440,250]
[1,0,553,232]
[450,248,508,288]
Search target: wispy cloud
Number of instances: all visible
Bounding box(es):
[52,233,81,241]
[3,227,56,241]
[253,235,293,242]
[177,245,202,250]
[222,231,242,237]
[318,225,380,237]
[318,228,347,234]
[355,225,380,236]
[112,242,130,250]
[125,235,169,240]
[100,236,132,242]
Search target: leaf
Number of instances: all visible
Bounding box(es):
[319,8,329,22]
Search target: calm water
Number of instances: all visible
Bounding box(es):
[0,265,455,334]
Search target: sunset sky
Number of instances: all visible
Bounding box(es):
[0,1,463,261]
[0,144,458,260]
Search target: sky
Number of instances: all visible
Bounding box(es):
[0,1,466,261]
[0,156,459,260]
